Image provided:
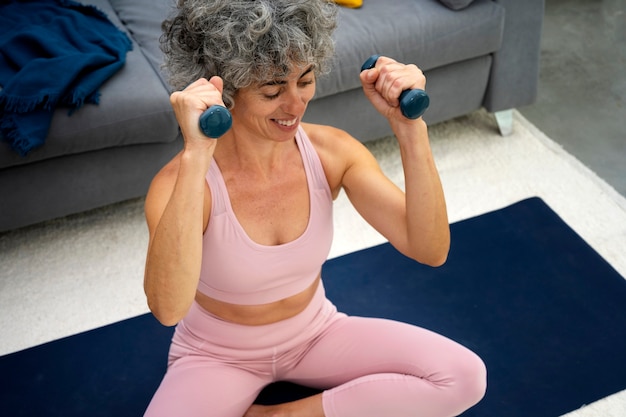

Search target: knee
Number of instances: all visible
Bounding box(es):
[454,351,487,409]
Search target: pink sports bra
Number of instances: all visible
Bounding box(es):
[197,126,334,305]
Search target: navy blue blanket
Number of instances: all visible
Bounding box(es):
[0,0,132,156]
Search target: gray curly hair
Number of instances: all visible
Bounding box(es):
[160,0,338,109]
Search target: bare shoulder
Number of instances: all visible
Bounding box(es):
[301,123,380,196]
[143,153,183,234]
[146,153,182,202]
[301,122,362,153]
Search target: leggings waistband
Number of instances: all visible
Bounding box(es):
[174,281,338,355]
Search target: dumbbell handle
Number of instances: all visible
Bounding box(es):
[198,105,233,138]
[361,54,429,120]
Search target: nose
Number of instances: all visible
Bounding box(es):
[281,85,309,115]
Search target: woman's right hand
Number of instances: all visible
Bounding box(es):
[170,76,227,150]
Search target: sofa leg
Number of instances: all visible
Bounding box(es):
[494,109,513,136]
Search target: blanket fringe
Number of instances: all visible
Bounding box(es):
[0,113,43,156]
[0,88,100,114]
[0,92,62,113]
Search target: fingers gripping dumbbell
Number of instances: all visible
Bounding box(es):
[361,54,430,119]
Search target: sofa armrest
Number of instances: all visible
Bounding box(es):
[483,0,545,112]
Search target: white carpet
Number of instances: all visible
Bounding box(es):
[1,109,625,416]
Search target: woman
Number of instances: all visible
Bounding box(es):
[143,0,486,416]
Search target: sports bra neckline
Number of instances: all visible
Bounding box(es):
[208,133,316,249]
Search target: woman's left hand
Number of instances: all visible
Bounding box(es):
[359,56,426,123]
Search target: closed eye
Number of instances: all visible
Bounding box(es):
[264,91,281,100]
[262,80,314,100]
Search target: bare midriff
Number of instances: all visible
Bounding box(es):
[194,275,321,326]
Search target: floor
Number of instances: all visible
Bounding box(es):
[518,0,626,198]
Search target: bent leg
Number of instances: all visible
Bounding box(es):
[284,316,486,417]
[144,355,270,417]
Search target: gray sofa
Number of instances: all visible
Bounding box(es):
[0,0,544,232]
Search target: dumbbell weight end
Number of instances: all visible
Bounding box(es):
[398,89,430,120]
[198,105,232,138]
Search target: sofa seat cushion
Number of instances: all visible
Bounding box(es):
[315,0,504,100]
[0,0,178,169]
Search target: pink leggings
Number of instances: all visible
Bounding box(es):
[144,283,486,417]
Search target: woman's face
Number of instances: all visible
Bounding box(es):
[230,64,316,142]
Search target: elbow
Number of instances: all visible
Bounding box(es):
[424,230,451,267]
[413,248,448,267]
[151,309,183,327]
[406,237,450,267]
[404,247,448,267]
[153,313,181,328]
[144,276,193,327]
[147,299,186,327]
[423,251,448,267]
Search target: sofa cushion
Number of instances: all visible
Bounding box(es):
[0,0,178,169]
[437,0,476,11]
[315,0,504,100]
[112,0,503,103]
[109,0,173,90]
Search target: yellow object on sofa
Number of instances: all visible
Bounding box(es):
[333,0,362,8]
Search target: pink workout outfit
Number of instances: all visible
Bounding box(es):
[144,126,486,417]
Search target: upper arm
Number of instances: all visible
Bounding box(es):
[341,142,411,254]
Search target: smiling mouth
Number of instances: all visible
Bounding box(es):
[275,118,298,127]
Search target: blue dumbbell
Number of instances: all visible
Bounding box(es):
[198,105,232,138]
[361,54,430,119]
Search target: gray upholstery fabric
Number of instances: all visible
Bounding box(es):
[483,0,545,111]
[437,0,476,11]
[108,0,173,89]
[0,139,182,231]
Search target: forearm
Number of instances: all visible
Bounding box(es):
[394,119,450,266]
[144,151,211,325]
